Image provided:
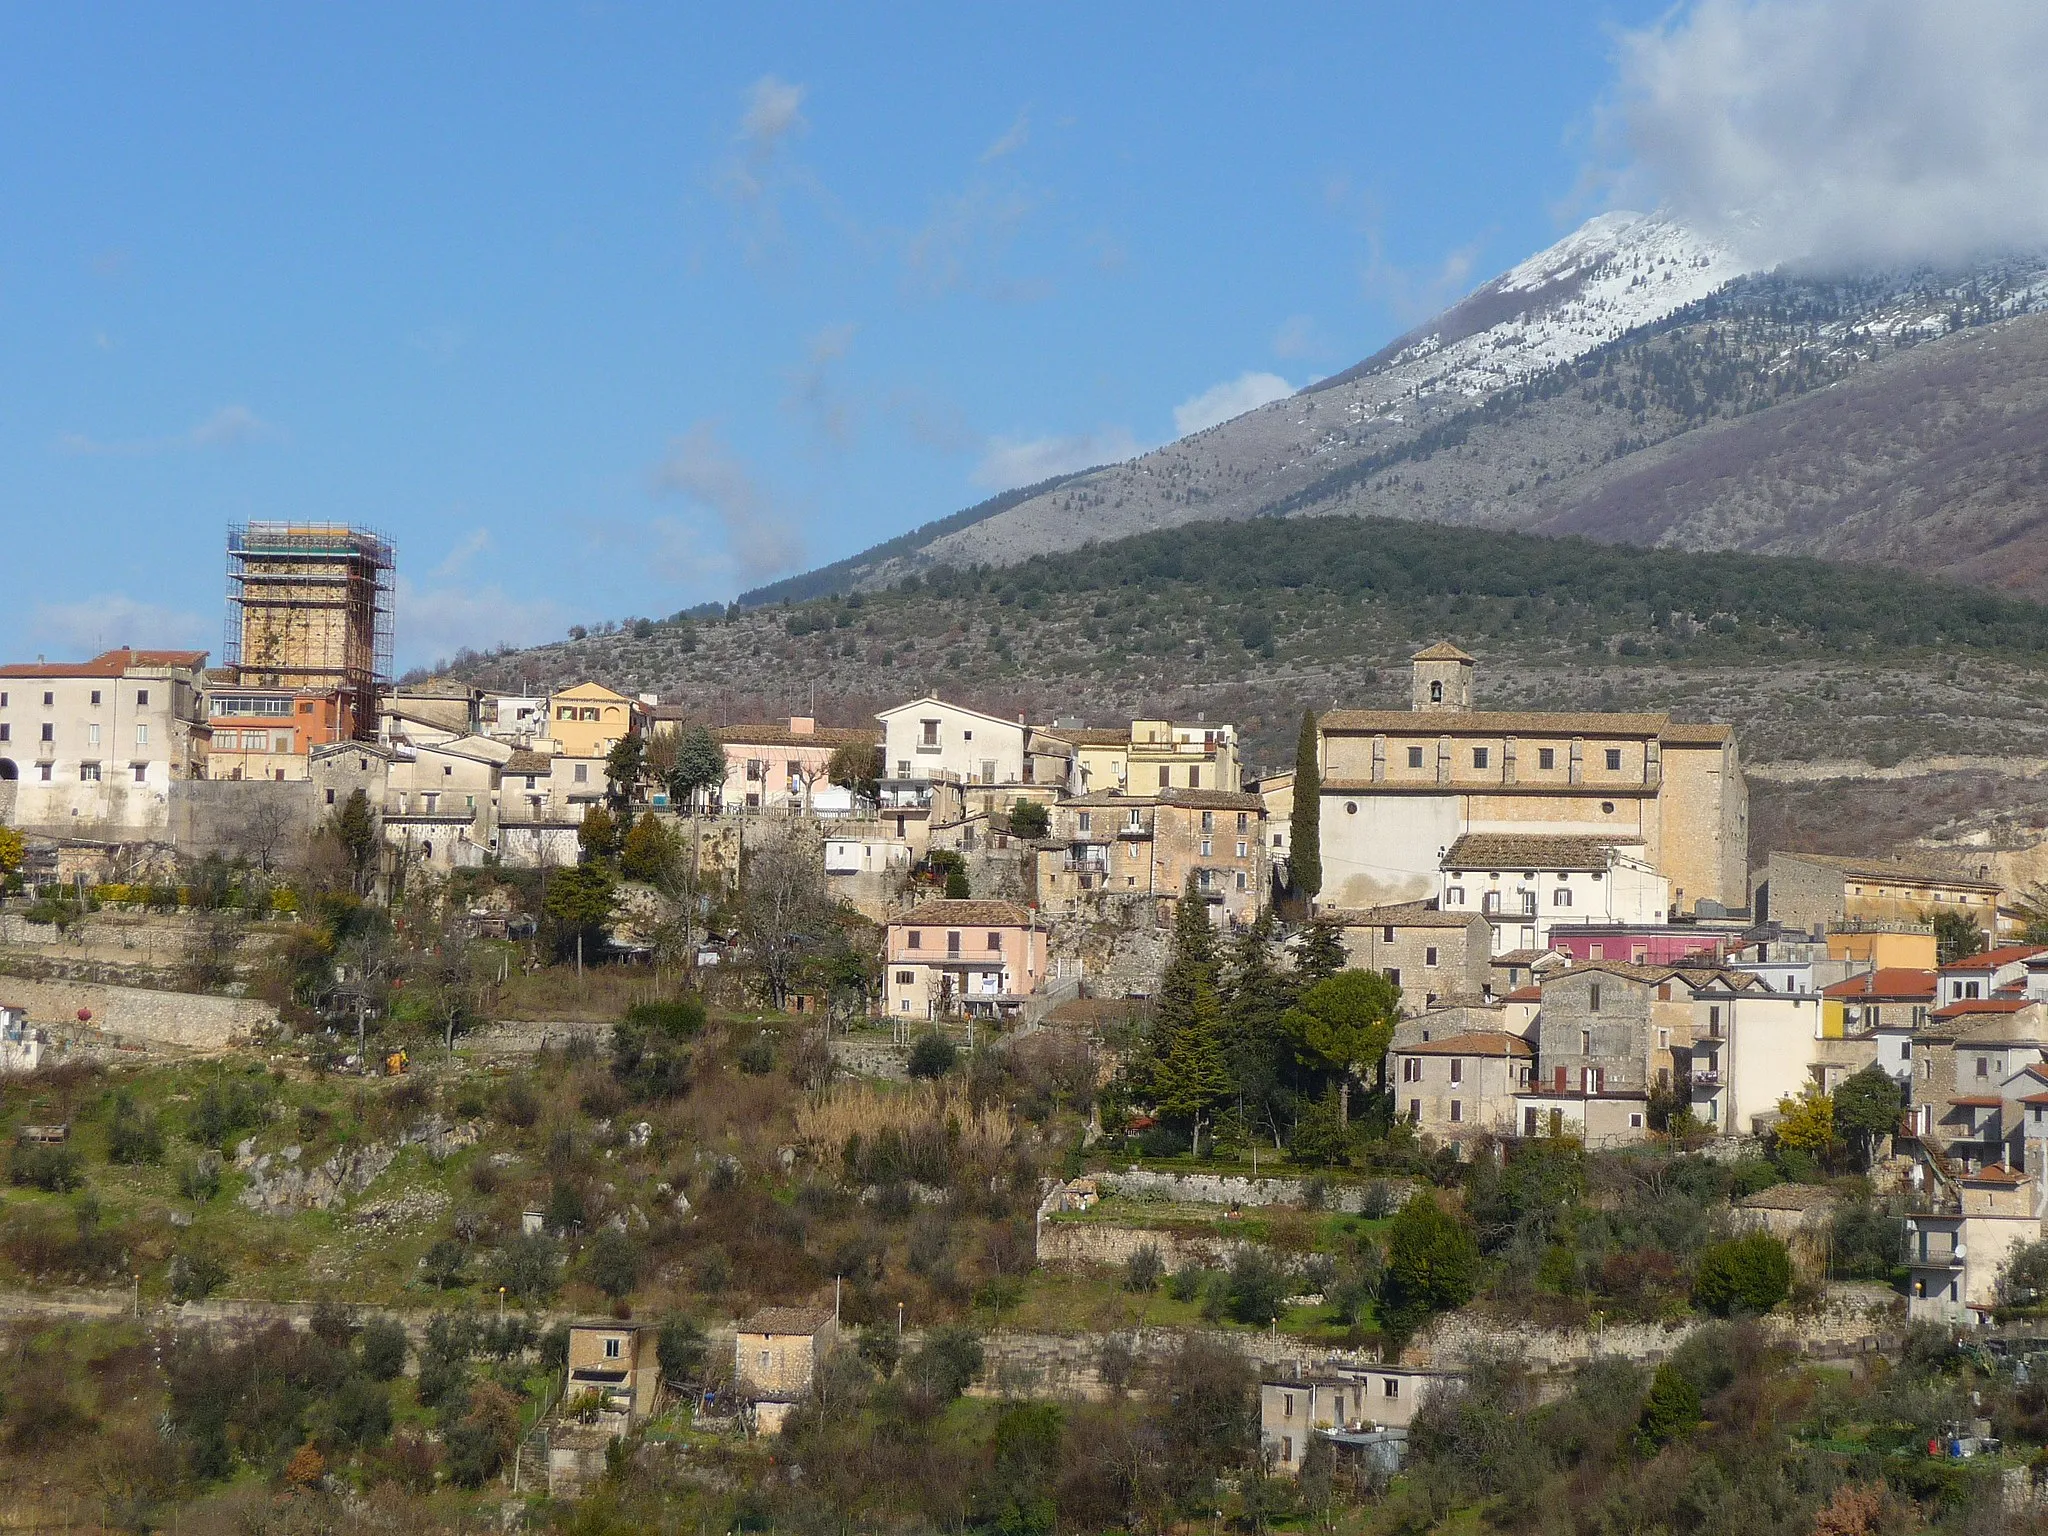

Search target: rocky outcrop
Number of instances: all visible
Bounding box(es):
[237,1115,478,1215]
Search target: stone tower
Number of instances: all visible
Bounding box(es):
[1410,641,1474,713]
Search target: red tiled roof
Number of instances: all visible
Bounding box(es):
[1932,998,2033,1021]
[0,647,207,678]
[1940,945,2048,974]
[2019,1092,2048,1106]
[1965,1163,2025,1185]
[1949,1095,2004,1108]
[1821,968,1937,1001]
[893,899,1036,928]
[1501,986,1541,1003]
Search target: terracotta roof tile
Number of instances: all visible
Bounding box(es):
[0,647,207,678]
[1318,901,1482,930]
[738,1306,835,1336]
[893,899,1037,928]
[713,723,879,748]
[1940,945,2048,973]
[1443,833,1641,872]
[1320,708,1671,736]
[1773,850,2000,890]
[1395,1031,1532,1058]
[1410,641,1475,663]
[1821,968,1938,1000]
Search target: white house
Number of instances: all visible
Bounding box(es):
[1438,833,1669,957]
[1689,989,1825,1136]
[878,697,1029,790]
[0,1005,41,1073]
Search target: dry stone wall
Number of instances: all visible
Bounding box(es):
[0,975,272,1051]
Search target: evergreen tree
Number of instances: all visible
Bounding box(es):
[1293,920,1348,987]
[1218,914,1297,1146]
[1142,876,1229,1149]
[1157,975,1232,1154]
[1289,709,1322,902]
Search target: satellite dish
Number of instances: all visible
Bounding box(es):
[1954,1244,1969,1260]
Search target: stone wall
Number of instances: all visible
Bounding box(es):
[166,779,321,862]
[1035,1220,1263,1275]
[1095,1168,1416,1215]
[0,975,273,1051]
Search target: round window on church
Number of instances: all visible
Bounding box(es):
[1600,801,1615,814]
[1345,802,1358,814]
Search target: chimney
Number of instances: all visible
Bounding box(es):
[788,716,815,736]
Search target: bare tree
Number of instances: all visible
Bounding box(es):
[237,792,305,875]
[736,829,834,1009]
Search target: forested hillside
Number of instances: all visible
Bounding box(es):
[443,515,2048,777]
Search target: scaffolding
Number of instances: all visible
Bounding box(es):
[225,522,395,741]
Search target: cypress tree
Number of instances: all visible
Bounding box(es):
[1290,708,1322,903]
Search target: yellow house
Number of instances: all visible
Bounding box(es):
[1045,719,1240,796]
[545,682,643,759]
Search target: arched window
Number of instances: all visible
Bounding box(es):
[1430,680,1443,702]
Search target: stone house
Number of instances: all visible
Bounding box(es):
[384,737,510,872]
[564,1319,663,1421]
[1939,945,2048,1005]
[883,899,1048,1021]
[1763,850,2001,939]
[1438,833,1670,957]
[0,648,210,839]
[1390,1031,1533,1145]
[735,1306,839,1434]
[1319,903,1491,1014]
[1910,1003,2048,1170]
[1049,718,1240,796]
[1313,643,1748,917]
[1038,788,1269,927]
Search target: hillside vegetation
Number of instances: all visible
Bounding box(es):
[447,514,2048,776]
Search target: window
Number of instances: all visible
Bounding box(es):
[1580,1029,1591,1053]
[1235,839,1248,858]
[1200,838,1212,857]
[1519,890,1537,915]
[135,723,148,746]
[1409,1098,1421,1122]
[946,931,961,955]
[132,763,147,783]
[907,931,921,950]
[136,689,149,707]
[1384,1377,1400,1398]
[1449,1059,1463,1085]
[40,723,53,742]
[1482,891,1500,913]
[79,762,101,781]
[326,788,336,805]
[1708,1005,1721,1031]
[1604,749,1622,771]
[1430,680,1443,702]
[1449,1099,1463,1123]
[1128,809,1142,828]
[1201,810,1214,832]
[1407,746,1424,768]
[90,689,102,706]
[1447,885,1465,904]
[42,691,53,706]
[1158,766,1170,788]
[1383,925,1396,943]
[1472,747,1489,769]
[1977,1057,1989,1078]
[574,763,588,783]
[1538,747,1555,770]
[1588,984,1602,1012]
[1386,967,1400,987]
[1425,946,1439,966]
[0,725,7,742]
[1078,812,1092,833]
[604,1337,622,1359]
[1283,1393,1295,1418]
[1188,766,1199,789]
[1237,813,1248,833]
[986,932,1002,951]
[1658,1028,1670,1049]
[921,719,939,746]
[1553,888,1573,908]
[1402,1058,1419,1083]
[1236,871,1247,890]
[37,764,49,781]
[896,971,913,985]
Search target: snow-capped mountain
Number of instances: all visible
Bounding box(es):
[740,211,2048,603]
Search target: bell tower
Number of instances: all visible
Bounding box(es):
[1410,641,1474,713]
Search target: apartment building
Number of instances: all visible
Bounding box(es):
[1037,789,1269,926]
[545,682,645,758]
[712,717,878,812]
[0,648,209,838]
[1390,1031,1534,1142]
[883,899,1047,1022]
[1319,903,1492,1013]
[1052,718,1239,796]
[203,685,346,781]
[1315,643,1748,917]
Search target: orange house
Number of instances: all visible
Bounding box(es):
[204,687,348,780]
[884,899,1047,1022]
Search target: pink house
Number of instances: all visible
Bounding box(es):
[884,899,1047,1022]
[1545,924,1733,966]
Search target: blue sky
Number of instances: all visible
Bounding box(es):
[0,2,1678,669]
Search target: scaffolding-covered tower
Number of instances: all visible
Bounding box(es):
[225,523,395,741]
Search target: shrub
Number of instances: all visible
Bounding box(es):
[623,998,706,1037]
[1224,1248,1291,1325]
[587,1228,641,1302]
[1007,800,1050,839]
[422,1238,468,1290]
[1379,1192,1479,1341]
[903,1326,984,1408]
[358,1316,408,1381]
[11,1141,84,1192]
[169,1240,229,1302]
[1692,1232,1792,1316]
[1636,1362,1702,1450]
[494,1232,560,1305]
[179,1154,223,1203]
[323,1375,393,1451]
[658,1315,707,1383]
[906,1031,958,1080]
[736,1034,775,1075]
[611,1017,693,1101]
[494,1077,541,1128]
[107,1098,165,1165]
[1124,1244,1164,1293]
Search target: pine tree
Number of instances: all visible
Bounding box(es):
[1289,708,1322,903]
[1293,920,1347,987]
[1219,913,1296,1146]
[1145,876,1229,1151]
[1157,975,1232,1154]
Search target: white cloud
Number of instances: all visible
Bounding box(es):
[57,405,278,457]
[431,528,491,580]
[1172,372,1293,436]
[1608,0,2048,267]
[649,421,806,581]
[903,180,1045,298]
[783,322,859,447]
[26,594,210,658]
[973,428,1142,491]
[740,75,807,151]
[394,577,564,670]
[981,110,1030,163]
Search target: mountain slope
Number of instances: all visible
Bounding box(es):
[742,213,2048,601]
